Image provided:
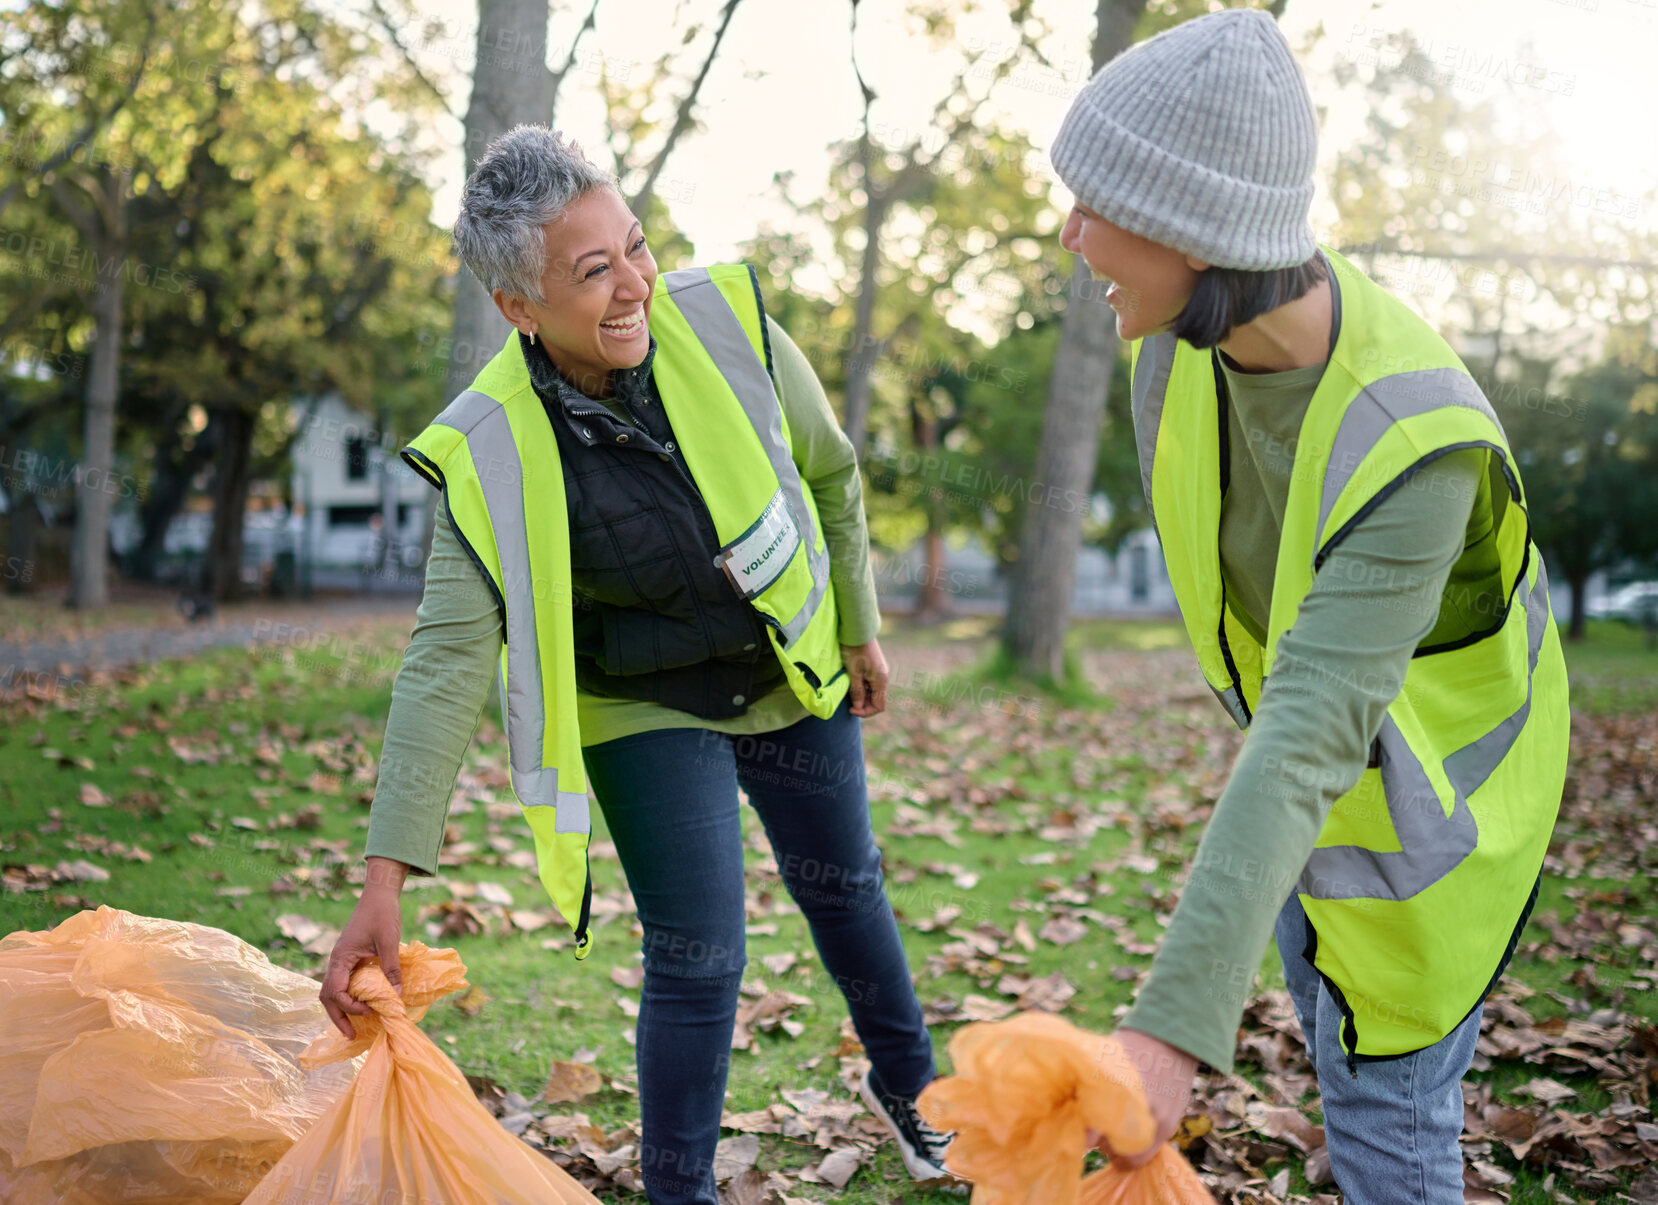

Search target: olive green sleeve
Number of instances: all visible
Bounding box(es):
[1120,449,1486,1072]
[363,496,503,876]
[766,315,883,646]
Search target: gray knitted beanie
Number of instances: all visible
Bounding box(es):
[1050,8,1318,271]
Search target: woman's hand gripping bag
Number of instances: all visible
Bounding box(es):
[917,1012,1214,1205]
[244,941,601,1205]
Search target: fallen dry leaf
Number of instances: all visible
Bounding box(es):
[78,782,111,807]
[713,1133,760,1182]
[1038,915,1088,946]
[812,1146,863,1190]
[731,989,812,1050]
[543,1059,604,1104]
[452,985,490,1016]
[509,909,556,932]
[1517,1077,1577,1105]
[52,859,109,883]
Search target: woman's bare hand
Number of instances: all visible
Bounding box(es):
[1085,1027,1199,1167]
[320,856,409,1039]
[841,638,890,717]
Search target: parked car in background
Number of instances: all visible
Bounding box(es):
[1586,581,1658,624]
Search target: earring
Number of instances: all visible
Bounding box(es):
[528,328,537,346]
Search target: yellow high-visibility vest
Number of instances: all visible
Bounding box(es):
[401,265,850,958]
[1129,246,1570,1058]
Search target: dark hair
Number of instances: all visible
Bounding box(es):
[1169,255,1326,349]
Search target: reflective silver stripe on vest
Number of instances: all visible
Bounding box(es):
[1130,334,1179,523]
[662,266,830,648]
[1441,559,1550,794]
[1212,684,1250,729]
[1318,368,1500,542]
[434,391,591,835]
[1298,562,1550,902]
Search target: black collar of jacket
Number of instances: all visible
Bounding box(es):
[518,329,658,431]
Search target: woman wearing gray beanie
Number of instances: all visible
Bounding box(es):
[1048,9,1569,1204]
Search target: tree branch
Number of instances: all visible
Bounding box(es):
[628,0,743,216]
[47,174,99,240]
[0,8,158,223]
[550,0,604,105]
[365,0,460,120]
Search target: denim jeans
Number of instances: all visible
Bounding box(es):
[1275,893,1483,1204]
[580,695,936,1205]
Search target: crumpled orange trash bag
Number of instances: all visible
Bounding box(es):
[244,940,601,1205]
[917,1012,1214,1205]
[0,906,360,1204]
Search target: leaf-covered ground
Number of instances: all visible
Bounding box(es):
[0,610,1653,1203]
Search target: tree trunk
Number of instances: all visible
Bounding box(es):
[130,426,215,581]
[916,526,950,621]
[446,0,555,401]
[377,416,398,586]
[4,481,35,596]
[999,0,1142,683]
[206,407,255,602]
[69,227,123,609]
[912,405,951,621]
[1567,570,1587,642]
[841,193,886,457]
[448,268,507,400]
[1001,260,1119,680]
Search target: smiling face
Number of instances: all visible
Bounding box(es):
[494,186,657,397]
[1058,201,1208,341]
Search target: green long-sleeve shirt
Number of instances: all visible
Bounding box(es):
[364,316,881,876]
[1118,353,1504,1072]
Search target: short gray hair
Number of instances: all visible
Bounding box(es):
[453,125,617,305]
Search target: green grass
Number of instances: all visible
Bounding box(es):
[1556,617,1658,715]
[1,611,1651,1202]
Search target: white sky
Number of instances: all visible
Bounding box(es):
[407,0,1656,279]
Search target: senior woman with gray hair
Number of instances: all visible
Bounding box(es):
[318,126,956,1204]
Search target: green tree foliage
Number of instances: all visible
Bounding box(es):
[1498,334,1658,638]
[744,116,1069,612]
[1,0,451,597]
[1327,26,1658,635]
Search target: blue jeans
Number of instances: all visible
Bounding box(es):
[1275,894,1483,1204]
[581,695,936,1205]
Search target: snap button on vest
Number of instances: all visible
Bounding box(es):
[731,694,745,706]
[743,642,756,651]
[581,426,593,440]
[617,432,630,443]
[665,440,676,451]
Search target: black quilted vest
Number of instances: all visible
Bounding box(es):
[520,332,787,720]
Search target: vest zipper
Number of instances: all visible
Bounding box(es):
[564,402,647,434]
[1303,911,1361,1077]
[574,853,593,956]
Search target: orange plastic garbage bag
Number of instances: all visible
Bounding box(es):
[244,940,601,1205]
[917,1012,1214,1205]
[0,906,360,1204]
